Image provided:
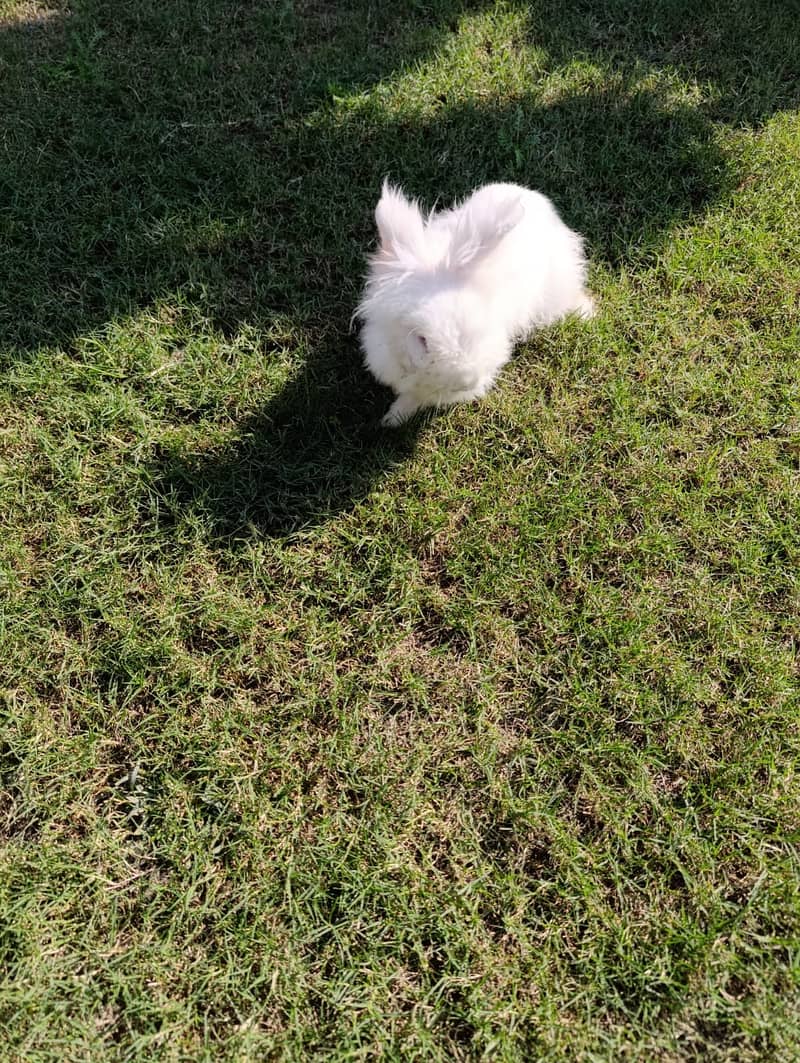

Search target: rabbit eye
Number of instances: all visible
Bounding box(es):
[418,334,428,350]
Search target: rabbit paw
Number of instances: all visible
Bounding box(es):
[382,395,421,427]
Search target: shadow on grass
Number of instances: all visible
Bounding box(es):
[1,0,798,537]
[156,336,423,539]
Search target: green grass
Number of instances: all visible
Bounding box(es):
[1,0,799,1058]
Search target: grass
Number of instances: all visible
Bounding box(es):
[1,0,799,1058]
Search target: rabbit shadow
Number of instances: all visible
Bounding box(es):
[156,337,422,541]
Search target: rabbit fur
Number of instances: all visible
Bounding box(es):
[356,181,594,426]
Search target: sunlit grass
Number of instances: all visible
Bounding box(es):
[1,1,799,1058]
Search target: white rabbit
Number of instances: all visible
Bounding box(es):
[355,181,594,426]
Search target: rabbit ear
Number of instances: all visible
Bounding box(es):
[449,194,525,269]
[375,181,427,267]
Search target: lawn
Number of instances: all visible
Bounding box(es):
[1,0,799,1058]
